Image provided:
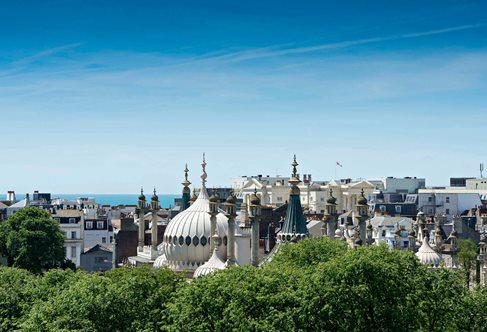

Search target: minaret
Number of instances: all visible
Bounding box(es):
[249,188,261,266]
[323,188,338,239]
[137,188,146,252]
[209,191,219,252]
[224,192,237,266]
[356,188,368,245]
[279,155,308,242]
[151,188,159,259]
[181,164,191,211]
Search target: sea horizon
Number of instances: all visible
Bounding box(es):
[51,194,179,208]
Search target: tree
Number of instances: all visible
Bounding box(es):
[457,239,478,288]
[0,207,65,274]
[22,266,183,332]
[0,267,36,331]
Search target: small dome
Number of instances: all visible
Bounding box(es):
[138,188,146,201]
[327,196,337,205]
[250,192,261,205]
[357,195,367,206]
[416,237,442,266]
[367,222,373,230]
[193,249,226,278]
[409,230,416,237]
[335,228,343,237]
[210,193,219,203]
[153,254,167,268]
[226,194,237,205]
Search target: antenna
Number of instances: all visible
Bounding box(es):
[481,163,484,178]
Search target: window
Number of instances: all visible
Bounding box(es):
[320,197,325,202]
[102,237,106,243]
[428,197,432,202]
[86,221,93,229]
[71,246,77,258]
[54,218,60,223]
[446,209,450,215]
[71,231,76,239]
[64,247,67,257]
[446,197,450,203]
[380,205,386,213]
[97,221,104,229]
[109,236,113,243]
[395,205,402,214]
[277,197,283,202]
[382,230,386,237]
[69,218,76,224]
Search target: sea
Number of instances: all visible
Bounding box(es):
[51,194,179,208]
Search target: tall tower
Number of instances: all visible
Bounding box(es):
[181,164,191,211]
[279,155,308,242]
[150,188,160,259]
[137,188,146,252]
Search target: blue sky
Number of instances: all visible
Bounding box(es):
[1,0,486,194]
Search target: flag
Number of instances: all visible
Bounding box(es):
[336,161,343,167]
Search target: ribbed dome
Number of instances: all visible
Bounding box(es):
[159,186,228,272]
[193,249,226,278]
[416,237,442,266]
[153,254,167,268]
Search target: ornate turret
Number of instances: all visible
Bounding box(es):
[181,164,191,211]
[138,187,146,252]
[279,155,308,242]
[150,188,159,259]
[323,188,338,239]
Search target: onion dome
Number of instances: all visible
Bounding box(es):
[210,192,219,203]
[250,189,261,206]
[416,237,442,266]
[409,230,416,238]
[138,188,146,201]
[159,155,228,273]
[327,188,337,205]
[193,247,226,278]
[226,193,237,205]
[367,222,373,230]
[357,188,368,205]
[151,188,158,202]
[153,254,167,268]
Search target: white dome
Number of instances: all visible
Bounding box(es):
[153,254,167,268]
[160,187,228,272]
[193,249,226,278]
[416,237,442,266]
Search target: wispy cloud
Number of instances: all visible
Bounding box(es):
[199,24,486,63]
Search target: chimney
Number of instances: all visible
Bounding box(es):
[7,191,16,202]
[308,174,312,182]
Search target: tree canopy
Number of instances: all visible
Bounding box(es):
[0,207,65,273]
[0,237,485,331]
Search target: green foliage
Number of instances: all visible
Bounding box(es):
[0,267,36,331]
[22,266,183,332]
[458,239,478,287]
[0,237,486,331]
[0,207,65,274]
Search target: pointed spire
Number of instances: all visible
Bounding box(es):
[288,155,301,190]
[182,163,191,188]
[201,153,207,189]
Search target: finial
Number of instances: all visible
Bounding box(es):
[288,155,301,189]
[201,153,207,188]
[141,187,144,195]
[153,187,156,195]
